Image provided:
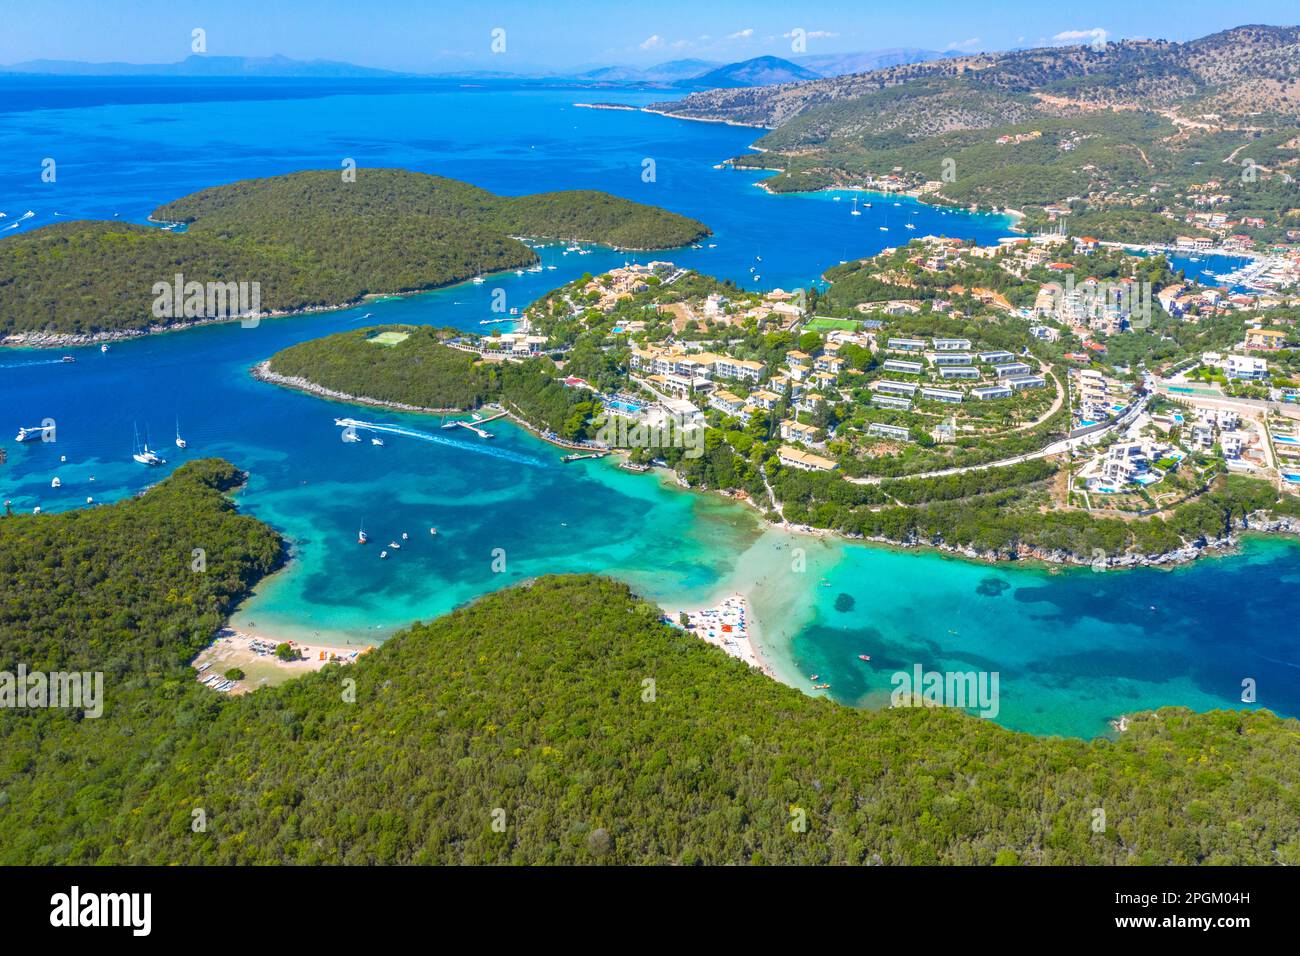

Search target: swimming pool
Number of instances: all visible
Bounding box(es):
[607,399,645,415]
[1273,434,1299,445]
[1284,473,1300,484]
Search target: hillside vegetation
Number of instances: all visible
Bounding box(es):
[2,464,1299,864]
[651,26,1300,240]
[266,324,595,438]
[0,170,708,337]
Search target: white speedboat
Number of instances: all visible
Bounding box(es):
[175,418,187,448]
[51,477,61,488]
[371,437,384,446]
[15,426,44,442]
[100,343,109,353]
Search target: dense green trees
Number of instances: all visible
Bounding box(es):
[268,326,495,410]
[1,169,708,336]
[2,462,1299,864]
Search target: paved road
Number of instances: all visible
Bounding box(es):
[844,396,1148,485]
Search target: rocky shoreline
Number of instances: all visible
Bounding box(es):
[768,510,1300,571]
[250,362,465,414]
[2,298,374,349]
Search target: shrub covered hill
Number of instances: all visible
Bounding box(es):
[649,25,1300,241]
[0,169,709,337]
[2,461,1300,865]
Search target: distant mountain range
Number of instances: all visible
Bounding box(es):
[0,49,948,87]
[0,54,398,78]
[650,24,1300,127]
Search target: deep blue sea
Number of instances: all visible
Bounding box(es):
[2,77,1296,736]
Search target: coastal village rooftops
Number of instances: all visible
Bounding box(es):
[710,389,745,409]
[920,387,963,403]
[1006,375,1046,390]
[777,445,838,471]
[874,380,919,395]
[882,359,924,375]
[746,389,781,409]
[931,338,971,350]
[886,337,927,351]
[779,419,820,443]
[994,363,1034,378]
[868,422,912,442]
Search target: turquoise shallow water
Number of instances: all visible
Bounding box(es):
[2,77,1297,737]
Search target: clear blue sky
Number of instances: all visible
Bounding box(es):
[2,0,1294,71]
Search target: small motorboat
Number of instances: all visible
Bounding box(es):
[401,532,408,540]
[388,541,401,550]
[380,550,388,559]
[371,437,384,446]
[858,654,871,662]
[100,344,109,353]
[50,477,61,488]
[61,356,75,363]
[358,525,369,545]
[429,527,438,536]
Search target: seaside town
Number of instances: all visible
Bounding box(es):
[442,225,1300,532]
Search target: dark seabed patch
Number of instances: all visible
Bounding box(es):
[976,576,1010,597]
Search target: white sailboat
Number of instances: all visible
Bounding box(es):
[132,424,165,466]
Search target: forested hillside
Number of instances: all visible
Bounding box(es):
[0,170,708,337]
[2,563,1299,862]
[266,325,595,438]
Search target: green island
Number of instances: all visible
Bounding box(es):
[649,26,1300,249]
[1,461,1298,864]
[260,237,1300,566]
[0,169,709,340]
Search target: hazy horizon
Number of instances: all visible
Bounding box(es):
[2,0,1296,74]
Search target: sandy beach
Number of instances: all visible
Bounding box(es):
[192,625,374,694]
[678,593,774,677]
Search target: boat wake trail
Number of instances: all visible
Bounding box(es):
[337,418,548,468]
[2,358,72,369]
